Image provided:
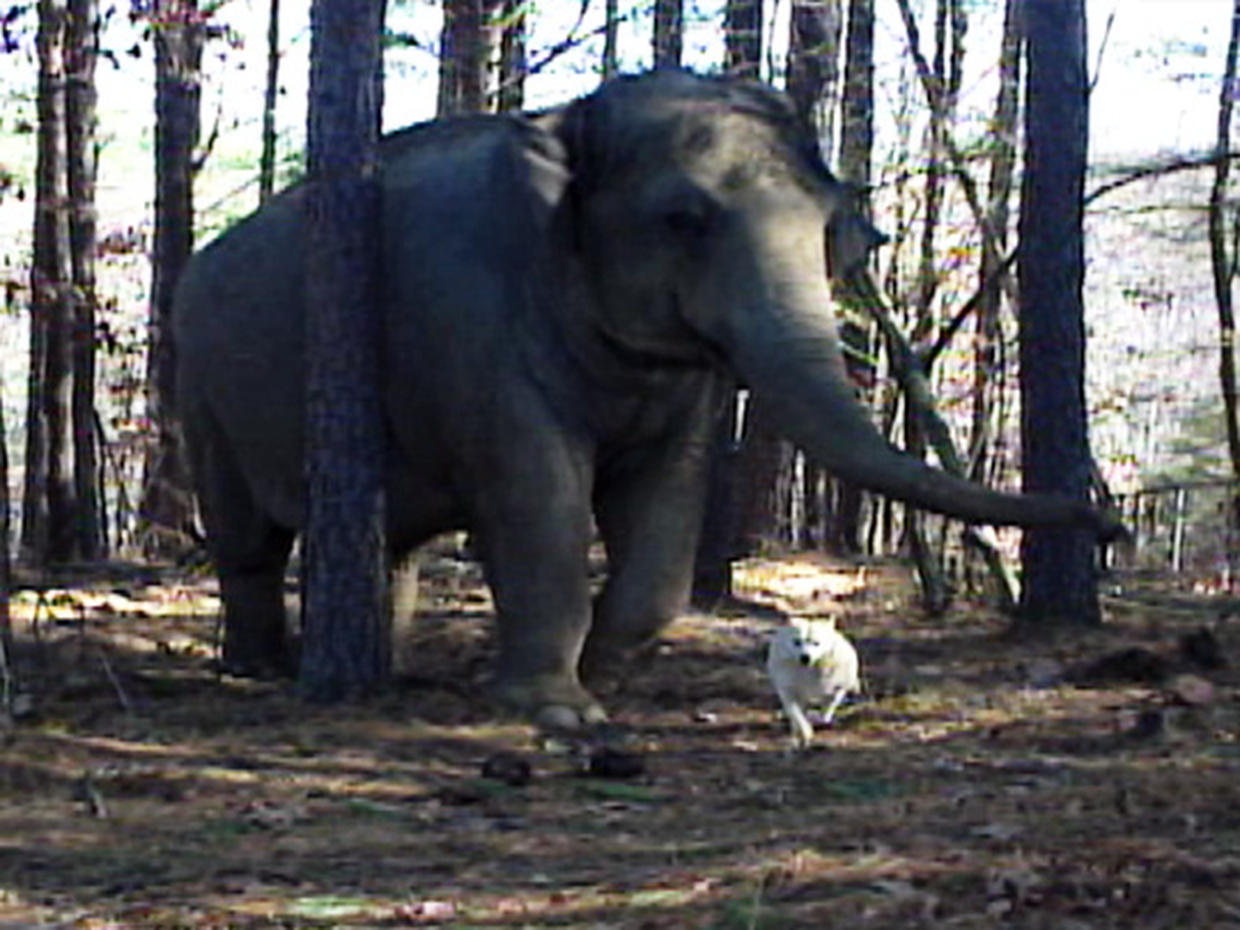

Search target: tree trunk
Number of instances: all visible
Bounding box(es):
[788,0,842,149]
[1018,0,1099,626]
[724,0,762,79]
[258,0,280,203]
[67,0,101,560]
[653,0,683,70]
[787,0,842,554]
[692,396,739,609]
[602,0,618,80]
[300,0,389,701]
[828,0,874,555]
[972,0,1020,487]
[141,0,203,558]
[437,0,500,115]
[496,0,525,112]
[1209,0,1240,543]
[0,362,11,706]
[26,0,76,566]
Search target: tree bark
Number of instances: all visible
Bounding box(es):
[26,0,76,566]
[653,0,682,70]
[258,0,280,203]
[141,0,203,558]
[437,0,500,115]
[1018,0,1100,626]
[829,0,875,554]
[1209,0,1240,539]
[972,0,1020,488]
[0,358,10,694]
[300,0,389,701]
[602,0,618,79]
[67,0,101,560]
[724,0,762,79]
[788,0,841,148]
[787,0,842,553]
[497,0,525,112]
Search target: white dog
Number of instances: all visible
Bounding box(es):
[767,616,860,748]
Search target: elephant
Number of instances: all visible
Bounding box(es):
[173,69,1121,729]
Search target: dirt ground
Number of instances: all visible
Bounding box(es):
[1,550,1239,929]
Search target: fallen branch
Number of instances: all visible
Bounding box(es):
[839,270,1020,612]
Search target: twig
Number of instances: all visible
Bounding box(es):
[97,646,133,713]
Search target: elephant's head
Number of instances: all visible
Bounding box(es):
[543,70,1120,538]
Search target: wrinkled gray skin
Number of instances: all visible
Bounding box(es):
[175,71,1117,729]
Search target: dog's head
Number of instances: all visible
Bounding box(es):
[774,616,839,667]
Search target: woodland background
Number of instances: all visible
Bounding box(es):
[1,2,1240,928]
[0,0,1237,604]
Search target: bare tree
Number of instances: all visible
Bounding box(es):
[971,0,1020,490]
[0,360,10,711]
[830,0,874,554]
[602,0,618,79]
[66,0,101,559]
[724,0,761,79]
[693,0,768,607]
[788,0,842,148]
[1018,0,1099,626]
[437,0,501,115]
[301,0,389,701]
[258,0,280,203]
[141,0,204,557]
[653,0,682,69]
[497,0,525,112]
[1208,0,1240,542]
[24,0,76,565]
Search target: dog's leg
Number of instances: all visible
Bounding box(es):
[820,687,849,726]
[781,695,815,748]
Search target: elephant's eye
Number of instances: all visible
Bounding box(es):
[653,184,716,239]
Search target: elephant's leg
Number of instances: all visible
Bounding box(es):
[582,429,714,680]
[187,413,296,677]
[218,534,294,677]
[473,461,603,729]
[390,550,420,676]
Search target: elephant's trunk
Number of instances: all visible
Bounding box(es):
[722,228,1115,537]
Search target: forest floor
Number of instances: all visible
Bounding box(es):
[1,548,1239,929]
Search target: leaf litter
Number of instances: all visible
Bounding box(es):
[1,551,1238,927]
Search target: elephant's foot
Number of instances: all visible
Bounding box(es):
[490,673,609,731]
[578,631,659,686]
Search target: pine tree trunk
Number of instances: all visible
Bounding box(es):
[829,0,874,555]
[693,0,766,605]
[27,0,76,566]
[602,0,618,79]
[67,0,101,560]
[258,0,280,203]
[1018,0,1099,626]
[0,364,11,699]
[497,0,525,112]
[788,0,842,148]
[1209,0,1240,546]
[971,0,1020,486]
[437,0,501,115]
[724,0,762,79]
[653,0,683,69]
[787,0,842,553]
[301,0,389,701]
[141,0,203,558]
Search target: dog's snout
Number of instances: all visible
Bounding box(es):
[799,654,811,666]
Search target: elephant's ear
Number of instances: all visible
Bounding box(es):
[514,114,574,235]
[824,180,887,279]
[826,212,887,280]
